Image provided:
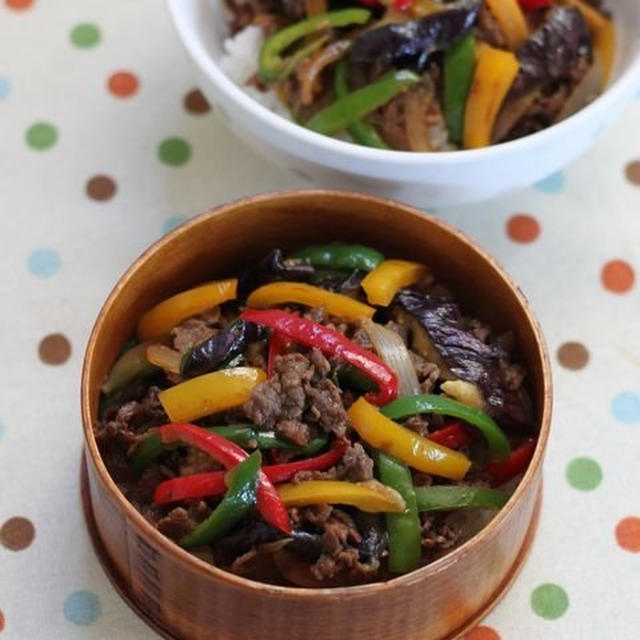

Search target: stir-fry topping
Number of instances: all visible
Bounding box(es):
[96,241,537,586]
[222,0,613,151]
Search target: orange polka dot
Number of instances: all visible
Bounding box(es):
[506,214,540,243]
[601,260,635,294]
[107,71,139,98]
[6,0,34,8]
[0,610,4,631]
[615,517,640,552]
[465,626,501,640]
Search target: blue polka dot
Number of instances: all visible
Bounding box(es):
[0,422,4,439]
[611,392,640,424]
[535,171,566,194]
[63,590,101,626]
[0,77,10,101]
[162,215,186,235]
[27,248,61,278]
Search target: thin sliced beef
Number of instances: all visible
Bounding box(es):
[421,514,460,551]
[157,502,211,541]
[292,443,374,483]
[244,350,348,438]
[172,318,217,355]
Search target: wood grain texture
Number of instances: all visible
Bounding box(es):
[81,190,552,640]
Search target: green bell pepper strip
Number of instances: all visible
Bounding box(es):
[414,485,509,512]
[443,34,476,146]
[180,451,261,548]
[130,425,329,476]
[376,452,421,574]
[381,394,511,461]
[291,243,384,272]
[335,364,378,393]
[259,9,371,83]
[334,60,388,149]
[305,70,421,136]
[101,342,159,395]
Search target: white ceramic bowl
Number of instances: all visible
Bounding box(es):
[167,0,640,206]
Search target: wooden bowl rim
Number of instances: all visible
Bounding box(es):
[81,189,552,598]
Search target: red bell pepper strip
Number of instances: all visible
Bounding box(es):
[267,330,288,377]
[517,0,552,10]
[393,0,412,11]
[157,424,291,533]
[486,439,537,486]
[241,309,398,405]
[427,421,470,449]
[153,440,348,505]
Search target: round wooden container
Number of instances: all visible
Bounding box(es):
[81,191,552,640]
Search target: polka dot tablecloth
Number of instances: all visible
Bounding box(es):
[1,1,639,639]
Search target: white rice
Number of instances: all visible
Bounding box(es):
[219,25,291,119]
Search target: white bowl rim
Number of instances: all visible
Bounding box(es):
[167,0,640,167]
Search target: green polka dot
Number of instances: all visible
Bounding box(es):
[70,23,101,48]
[25,122,58,150]
[157,138,191,166]
[566,457,602,491]
[531,583,569,620]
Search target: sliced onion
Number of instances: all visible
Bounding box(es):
[146,344,182,375]
[555,56,603,123]
[363,319,420,396]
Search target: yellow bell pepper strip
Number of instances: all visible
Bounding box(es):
[483,0,529,50]
[137,279,237,341]
[158,367,266,423]
[361,259,429,307]
[562,0,608,31]
[593,20,616,85]
[463,46,520,149]
[246,281,374,321]
[277,480,406,513]
[347,398,471,480]
[381,394,511,460]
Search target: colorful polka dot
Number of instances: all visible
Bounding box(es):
[0,609,4,631]
[506,214,540,243]
[625,160,640,186]
[38,333,71,365]
[25,122,57,150]
[6,0,34,9]
[0,77,10,100]
[184,88,211,114]
[557,342,589,370]
[70,23,100,48]
[465,626,501,640]
[566,457,602,491]
[534,171,565,194]
[611,391,640,424]
[63,591,101,626]
[0,517,35,551]
[86,175,116,201]
[601,260,635,294]
[107,71,139,98]
[158,138,191,166]
[531,583,569,620]
[615,517,640,552]
[27,247,61,278]
[162,215,187,234]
